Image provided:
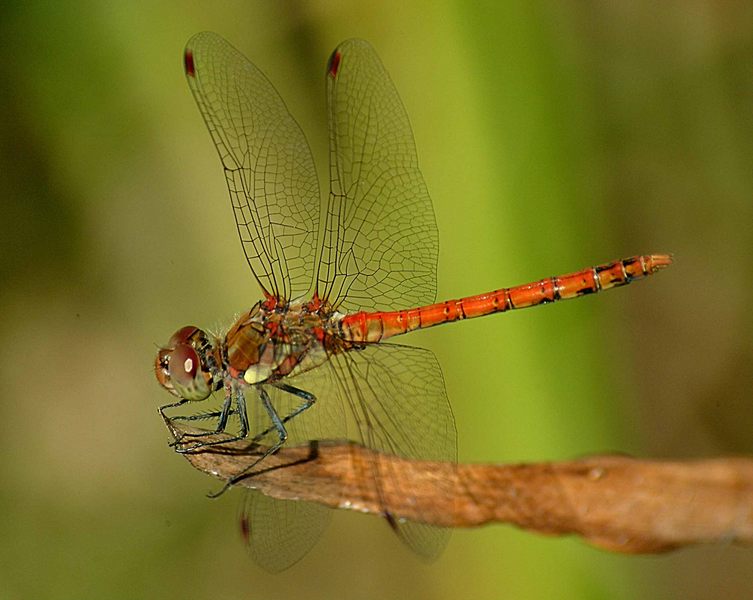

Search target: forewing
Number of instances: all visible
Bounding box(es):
[239,492,331,573]
[234,369,345,571]
[184,32,320,301]
[318,40,439,313]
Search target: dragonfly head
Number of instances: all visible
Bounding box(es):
[155,326,218,401]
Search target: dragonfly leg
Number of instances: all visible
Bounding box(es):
[173,384,244,452]
[160,398,199,446]
[168,408,238,447]
[209,384,317,497]
[169,408,237,423]
[273,382,317,418]
[249,383,316,443]
[158,398,188,420]
[207,386,289,497]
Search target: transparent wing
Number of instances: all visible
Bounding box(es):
[234,367,345,571]
[317,39,439,313]
[326,344,455,558]
[245,344,456,561]
[184,32,320,301]
[239,492,331,573]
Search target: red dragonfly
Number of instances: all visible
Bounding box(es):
[155,32,671,571]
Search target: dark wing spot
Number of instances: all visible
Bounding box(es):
[384,510,398,532]
[327,50,342,78]
[239,515,251,543]
[184,49,196,77]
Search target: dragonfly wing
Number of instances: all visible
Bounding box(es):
[239,491,331,573]
[260,343,456,560]
[184,32,320,301]
[231,377,345,571]
[329,343,455,558]
[318,39,439,313]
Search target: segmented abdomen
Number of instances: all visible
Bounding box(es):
[339,254,672,343]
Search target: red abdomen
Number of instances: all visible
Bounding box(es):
[339,254,671,343]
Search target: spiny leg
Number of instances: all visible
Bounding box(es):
[169,408,238,423]
[209,383,317,496]
[208,386,288,497]
[158,398,188,420]
[160,398,194,444]
[174,384,248,453]
[249,382,316,444]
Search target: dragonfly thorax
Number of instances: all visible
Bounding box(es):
[224,299,333,386]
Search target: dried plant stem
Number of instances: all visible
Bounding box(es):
[166,420,753,554]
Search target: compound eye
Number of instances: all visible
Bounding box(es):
[169,326,201,347]
[154,347,178,396]
[168,344,211,401]
[171,344,198,381]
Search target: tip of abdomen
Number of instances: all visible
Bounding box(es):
[646,254,673,272]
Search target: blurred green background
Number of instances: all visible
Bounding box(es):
[1,1,752,598]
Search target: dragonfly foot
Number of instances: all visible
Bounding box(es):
[207,479,235,499]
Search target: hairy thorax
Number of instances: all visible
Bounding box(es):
[224,298,349,385]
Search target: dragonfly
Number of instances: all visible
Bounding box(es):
[155,31,671,572]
